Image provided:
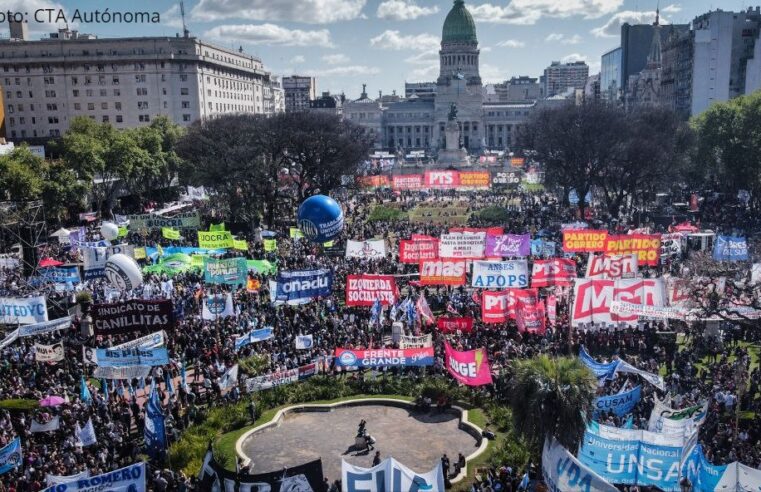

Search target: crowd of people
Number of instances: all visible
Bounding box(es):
[0,183,759,492]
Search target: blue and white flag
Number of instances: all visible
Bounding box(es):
[29,266,81,287]
[234,328,274,351]
[295,334,314,350]
[75,419,96,447]
[542,438,617,492]
[144,388,166,459]
[80,376,91,405]
[101,379,109,401]
[275,269,333,303]
[165,371,174,395]
[593,386,641,417]
[18,316,72,337]
[42,462,146,492]
[579,346,619,380]
[0,438,22,475]
[218,364,239,391]
[713,235,749,261]
[370,298,382,325]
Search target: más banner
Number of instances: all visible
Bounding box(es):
[424,170,460,189]
[0,295,48,324]
[91,299,173,335]
[436,317,474,333]
[484,234,530,257]
[471,260,529,288]
[399,239,438,263]
[128,211,200,231]
[586,254,638,279]
[392,174,423,190]
[334,347,434,368]
[203,257,248,286]
[445,341,493,386]
[439,232,486,259]
[345,274,398,306]
[531,259,577,287]
[419,259,467,285]
[571,278,666,326]
[245,363,317,392]
[562,230,608,253]
[481,290,515,324]
[604,235,661,266]
[275,269,333,303]
[345,239,387,260]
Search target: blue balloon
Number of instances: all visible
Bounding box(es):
[297,195,344,243]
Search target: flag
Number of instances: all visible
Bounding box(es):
[181,363,188,391]
[263,239,277,252]
[80,376,91,405]
[389,302,399,321]
[144,387,166,459]
[518,472,529,490]
[416,295,435,325]
[406,298,417,324]
[101,378,108,402]
[209,223,226,232]
[75,418,97,447]
[116,380,125,397]
[0,438,21,475]
[162,227,181,240]
[370,299,382,325]
[623,415,634,429]
[233,239,248,251]
[219,364,238,391]
[157,244,164,257]
[165,371,174,395]
[447,302,459,315]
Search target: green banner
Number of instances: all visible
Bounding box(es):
[209,223,226,232]
[246,259,277,275]
[289,227,304,239]
[198,230,233,249]
[162,227,181,240]
[233,239,248,251]
[263,239,277,252]
[118,226,128,238]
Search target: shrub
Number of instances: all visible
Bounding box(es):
[239,354,270,377]
[477,206,510,224]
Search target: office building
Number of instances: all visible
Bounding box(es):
[484,76,541,103]
[282,76,316,113]
[308,91,344,116]
[600,47,622,101]
[542,61,589,98]
[620,21,689,96]
[660,26,694,118]
[404,82,437,101]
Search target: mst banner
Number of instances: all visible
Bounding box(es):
[345,274,398,306]
[571,278,667,326]
[399,239,438,263]
[275,269,333,303]
[439,233,486,259]
[586,254,638,279]
[420,259,467,285]
[445,341,493,386]
[128,211,200,231]
[334,347,434,368]
[91,299,173,335]
[471,260,528,288]
[0,296,48,324]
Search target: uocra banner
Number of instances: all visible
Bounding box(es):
[484,234,530,257]
[345,274,398,306]
[438,233,486,259]
[334,347,434,368]
[91,299,173,335]
[399,239,438,263]
[345,240,387,260]
[420,259,467,285]
[445,341,493,386]
[471,260,528,288]
[571,278,666,326]
[531,259,577,287]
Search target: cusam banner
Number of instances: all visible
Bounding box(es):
[586,254,638,279]
[444,341,493,386]
[42,462,145,492]
[0,296,48,325]
[542,438,618,492]
[471,260,528,288]
[593,385,641,416]
[334,347,434,368]
[342,457,444,492]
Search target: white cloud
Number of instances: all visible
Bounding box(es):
[469,0,622,25]
[203,24,334,47]
[306,65,380,76]
[497,39,525,48]
[481,46,493,53]
[591,9,669,37]
[404,50,439,64]
[546,33,582,44]
[560,53,587,63]
[408,64,439,82]
[290,55,306,64]
[370,30,439,51]
[662,4,681,14]
[377,0,439,20]
[161,5,184,30]
[322,53,351,65]
[480,63,506,84]
[190,0,366,24]
[2,0,69,35]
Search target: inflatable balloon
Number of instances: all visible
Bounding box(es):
[100,222,119,241]
[104,253,143,290]
[297,195,344,243]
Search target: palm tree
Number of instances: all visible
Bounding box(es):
[505,355,597,454]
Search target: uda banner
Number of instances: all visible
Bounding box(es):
[562,230,608,253]
[276,269,333,302]
[484,234,530,257]
[345,274,398,306]
[438,233,486,259]
[594,386,641,416]
[203,257,247,286]
[444,341,493,386]
[345,240,387,260]
[471,260,528,288]
[604,235,661,266]
[342,457,444,492]
[436,316,473,333]
[419,259,467,285]
[334,347,434,368]
[399,239,438,263]
[571,278,666,326]
[542,438,618,492]
[586,254,638,279]
[42,462,146,492]
[713,235,749,261]
[91,299,173,335]
[0,296,48,325]
[531,259,577,287]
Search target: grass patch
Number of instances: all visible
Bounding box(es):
[409,205,471,225]
[0,399,39,411]
[367,205,408,222]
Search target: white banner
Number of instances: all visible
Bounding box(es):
[202,293,235,320]
[586,254,638,279]
[0,295,48,325]
[42,463,145,492]
[82,347,98,365]
[34,342,64,363]
[438,233,486,259]
[648,395,708,436]
[92,365,151,380]
[46,470,90,487]
[75,418,97,447]
[610,301,688,320]
[341,457,444,492]
[345,240,387,260]
[471,260,528,288]
[18,316,72,337]
[111,330,166,351]
[31,416,60,433]
[0,330,19,349]
[82,245,134,279]
[399,334,432,349]
[615,359,666,391]
[542,438,618,492]
[571,278,667,327]
[219,364,238,391]
[295,334,314,350]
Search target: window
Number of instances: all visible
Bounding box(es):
[100,89,107,97]
[102,115,109,122]
[112,76,120,85]
[115,115,123,123]
[27,91,32,98]
[16,104,22,112]
[48,116,58,124]
[74,103,81,110]
[6,105,12,114]
[86,89,93,97]
[8,117,14,125]
[136,88,148,96]
[180,74,188,81]
[46,103,57,111]
[84,76,91,85]
[101,102,107,110]
[138,114,150,122]
[115,102,122,110]
[180,87,189,95]
[19,117,24,125]
[45,90,56,97]
[16,91,21,98]
[113,89,120,96]
[73,90,79,97]
[87,103,95,110]
[181,101,190,108]
[137,101,148,109]
[135,74,146,83]
[183,114,191,121]
[98,75,106,85]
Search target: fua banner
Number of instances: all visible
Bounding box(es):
[471,260,528,288]
[0,296,48,325]
[342,457,444,492]
[41,462,145,492]
[542,438,618,492]
[275,269,333,303]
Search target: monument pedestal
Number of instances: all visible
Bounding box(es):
[437,119,469,166]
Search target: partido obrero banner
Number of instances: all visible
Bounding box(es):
[244,363,316,392]
[334,347,434,368]
[41,462,145,492]
[562,230,608,253]
[203,257,248,286]
[345,274,398,306]
[604,235,661,266]
[471,260,528,288]
[275,269,333,303]
[445,341,493,386]
[593,386,641,417]
[0,296,48,324]
[91,299,173,335]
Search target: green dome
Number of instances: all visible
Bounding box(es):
[442,0,477,44]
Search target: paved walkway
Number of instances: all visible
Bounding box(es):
[240,404,479,483]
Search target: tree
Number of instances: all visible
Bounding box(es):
[0,146,44,202]
[41,161,88,223]
[504,355,597,454]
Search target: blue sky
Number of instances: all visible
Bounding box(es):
[1,0,751,97]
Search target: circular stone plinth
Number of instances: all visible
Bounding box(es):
[239,402,480,483]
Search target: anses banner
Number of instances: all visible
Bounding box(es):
[604,235,661,266]
[445,341,493,386]
[399,239,439,263]
[562,229,608,252]
[419,259,467,285]
[345,274,398,306]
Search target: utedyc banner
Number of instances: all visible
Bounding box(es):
[345,274,398,306]
[42,462,145,492]
[334,347,434,368]
[0,296,48,325]
[91,299,173,335]
[275,269,333,303]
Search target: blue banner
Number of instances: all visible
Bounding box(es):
[42,463,146,492]
[144,389,166,459]
[203,257,248,286]
[29,266,81,286]
[531,239,556,258]
[234,328,274,351]
[579,346,619,380]
[594,386,641,417]
[95,347,169,367]
[713,235,748,261]
[276,269,333,302]
[0,438,21,475]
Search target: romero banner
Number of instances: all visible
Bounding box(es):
[444,341,493,386]
[345,274,398,306]
[91,299,173,335]
[531,258,577,287]
[399,239,439,263]
[334,347,434,368]
[420,259,467,285]
[562,230,608,253]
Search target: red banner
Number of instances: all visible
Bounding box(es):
[445,341,493,386]
[358,175,391,188]
[411,234,436,241]
[424,170,460,188]
[514,289,545,334]
[571,278,667,326]
[399,239,439,264]
[604,234,661,266]
[419,259,467,285]
[531,259,577,287]
[562,229,608,253]
[392,174,423,190]
[345,274,398,306]
[510,157,526,167]
[481,290,515,324]
[547,294,557,326]
[449,227,504,235]
[436,317,474,333]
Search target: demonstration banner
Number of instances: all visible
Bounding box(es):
[471,260,528,288]
[0,296,48,324]
[547,294,557,326]
[424,170,460,189]
[31,416,60,433]
[531,259,577,287]
[93,347,169,367]
[111,330,165,351]
[234,327,274,351]
[334,347,434,368]
[202,293,235,320]
[609,301,688,321]
[83,244,134,280]
[436,317,473,333]
[492,171,521,186]
[392,174,423,190]
[484,234,530,257]
[586,254,638,279]
[681,443,761,491]
[439,233,486,259]
[203,257,247,286]
[571,278,667,326]
[542,438,618,492]
[30,266,81,286]
[275,269,333,303]
[345,274,398,306]
[399,239,439,263]
[18,316,71,337]
[579,346,619,381]
[345,239,387,260]
[342,457,444,492]
[399,334,432,349]
[46,471,90,487]
[713,235,749,261]
[128,211,200,231]
[91,299,173,335]
[514,289,545,334]
[562,229,608,253]
[604,235,661,266]
[445,341,493,386]
[42,462,146,492]
[531,239,556,258]
[420,259,467,286]
[458,170,490,188]
[93,365,152,380]
[244,363,316,392]
[481,290,515,324]
[0,438,21,475]
[648,396,708,436]
[593,386,641,417]
[199,450,324,492]
[34,342,64,363]
[198,230,234,249]
[161,227,181,240]
[295,334,313,349]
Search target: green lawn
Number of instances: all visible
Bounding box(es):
[408,205,471,225]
